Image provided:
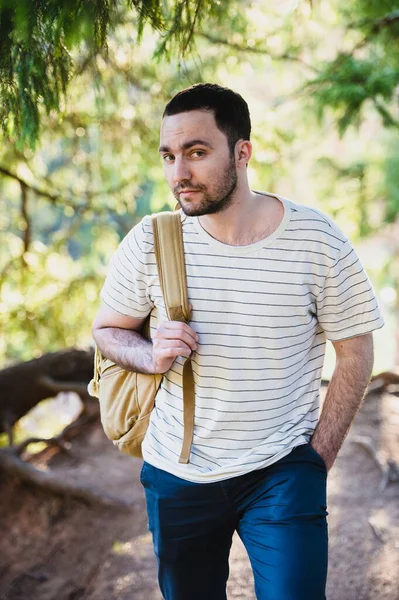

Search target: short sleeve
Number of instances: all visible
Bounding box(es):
[100,217,154,318]
[316,241,384,341]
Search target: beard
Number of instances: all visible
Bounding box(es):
[173,155,238,217]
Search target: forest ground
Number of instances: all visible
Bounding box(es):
[0,387,398,600]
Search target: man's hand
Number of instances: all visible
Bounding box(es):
[92,303,198,375]
[310,332,374,472]
[152,321,198,373]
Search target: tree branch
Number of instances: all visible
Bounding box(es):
[20,181,31,255]
[349,10,399,54]
[0,256,23,291]
[183,0,203,54]
[0,166,61,204]
[372,98,399,129]
[371,10,399,35]
[0,163,139,211]
[199,33,320,72]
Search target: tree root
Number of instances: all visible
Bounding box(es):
[368,370,399,395]
[38,375,91,397]
[14,411,94,457]
[352,435,399,492]
[0,448,131,509]
[368,517,387,543]
[323,371,399,395]
[0,409,131,510]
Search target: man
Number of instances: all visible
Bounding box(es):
[92,83,384,599]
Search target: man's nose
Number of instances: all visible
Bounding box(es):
[172,158,191,184]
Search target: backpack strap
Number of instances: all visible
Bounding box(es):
[152,211,195,464]
[88,345,101,398]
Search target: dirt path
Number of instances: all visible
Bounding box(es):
[0,389,398,600]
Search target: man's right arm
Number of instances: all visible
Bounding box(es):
[92,304,198,375]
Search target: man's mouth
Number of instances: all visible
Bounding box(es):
[178,189,201,197]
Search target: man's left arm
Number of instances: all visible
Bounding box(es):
[310,333,374,472]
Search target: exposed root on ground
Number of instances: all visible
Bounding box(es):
[368,517,387,543]
[0,409,131,510]
[352,435,399,492]
[15,411,94,456]
[368,370,399,395]
[0,448,131,509]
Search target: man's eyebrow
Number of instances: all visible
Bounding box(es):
[158,139,213,153]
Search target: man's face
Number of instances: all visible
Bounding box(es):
[159,110,238,217]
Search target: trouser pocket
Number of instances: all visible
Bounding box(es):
[307,443,327,473]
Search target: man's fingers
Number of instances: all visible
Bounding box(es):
[163,320,197,338]
[152,321,196,372]
[155,321,198,350]
[157,346,191,359]
[154,338,192,352]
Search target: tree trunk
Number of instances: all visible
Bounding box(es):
[0,348,94,435]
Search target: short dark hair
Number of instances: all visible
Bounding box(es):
[163,83,251,154]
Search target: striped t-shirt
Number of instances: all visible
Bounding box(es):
[100,194,384,483]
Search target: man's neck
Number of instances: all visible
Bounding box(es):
[197,189,284,247]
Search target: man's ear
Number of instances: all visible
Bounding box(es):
[236,140,252,166]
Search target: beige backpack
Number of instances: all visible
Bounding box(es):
[88,211,195,464]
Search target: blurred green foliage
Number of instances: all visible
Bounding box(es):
[0,0,237,148]
[0,0,398,366]
[308,0,399,133]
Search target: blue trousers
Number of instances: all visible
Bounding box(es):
[141,443,328,600]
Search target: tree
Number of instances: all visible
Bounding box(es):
[2,0,398,367]
[1,0,398,506]
[0,0,239,148]
[0,20,216,364]
[308,1,399,134]
[305,0,399,366]
[1,0,398,370]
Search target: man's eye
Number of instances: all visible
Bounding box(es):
[192,150,205,158]
[163,155,174,162]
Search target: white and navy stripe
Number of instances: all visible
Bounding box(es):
[101,195,384,483]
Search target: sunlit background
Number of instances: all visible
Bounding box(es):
[1,0,398,444]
